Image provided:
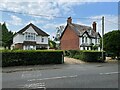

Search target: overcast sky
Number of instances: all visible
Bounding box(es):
[0,0,119,39]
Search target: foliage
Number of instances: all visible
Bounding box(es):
[64,50,106,62]
[92,45,98,50]
[53,26,65,49]
[2,50,64,67]
[2,23,14,49]
[101,30,120,59]
[49,40,56,49]
[54,25,64,41]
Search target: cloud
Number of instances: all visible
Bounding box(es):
[72,14,118,35]
[0,1,90,20]
[0,1,118,38]
[0,2,61,20]
[8,15,22,26]
[43,22,66,39]
[87,15,118,34]
[4,0,118,2]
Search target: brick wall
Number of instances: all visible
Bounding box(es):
[60,25,79,50]
[15,43,23,49]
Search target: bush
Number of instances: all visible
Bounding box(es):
[64,50,106,62]
[2,50,64,67]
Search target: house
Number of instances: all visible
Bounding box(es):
[60,17,101,50]
[11,23,49,50]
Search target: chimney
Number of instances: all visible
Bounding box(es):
[92,22,97,32]
[67,17,72,24]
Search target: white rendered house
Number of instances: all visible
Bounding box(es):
[11,23,49,50]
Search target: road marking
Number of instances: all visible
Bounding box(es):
[28,75,78,82]
[100,72,119,75]
[20,82,46,88]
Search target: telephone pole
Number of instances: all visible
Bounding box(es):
[102,16,104,60]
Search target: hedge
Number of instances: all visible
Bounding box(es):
[1,50,64,67]
[64,50,106,62]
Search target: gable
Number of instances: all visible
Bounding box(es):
[60,24,79,40]
[81,31,91,38]
[60,25,79,40]
[16,23,49,36]
[23,26,38,35]
[97,33,101,38]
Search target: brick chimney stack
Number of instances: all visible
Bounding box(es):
[92,22,97,32]
[67,17,72,24]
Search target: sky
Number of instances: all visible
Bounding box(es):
[0,0,119,39]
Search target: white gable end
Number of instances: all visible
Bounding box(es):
[23,26,38,35]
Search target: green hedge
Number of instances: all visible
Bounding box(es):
[64,50,106,62]
[1,50,64,67]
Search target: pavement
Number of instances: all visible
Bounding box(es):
[2,57,118,73]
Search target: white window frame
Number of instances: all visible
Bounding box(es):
[41,37,44,42]
[25,32,36,41]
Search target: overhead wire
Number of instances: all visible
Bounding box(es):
[0,9,102,20]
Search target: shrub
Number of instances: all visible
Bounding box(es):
[2,50,64,67]
[64,50,106,62]
[81,50,106,62]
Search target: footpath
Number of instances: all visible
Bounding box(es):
[2,57,117,73]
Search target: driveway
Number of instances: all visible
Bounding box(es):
[64,57,85,64]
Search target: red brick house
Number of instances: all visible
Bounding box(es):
[60,17,101,50]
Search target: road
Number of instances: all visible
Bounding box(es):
[2,62,118,89]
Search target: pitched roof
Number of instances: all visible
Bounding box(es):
[17,23,49,36]
[60,23,101,39]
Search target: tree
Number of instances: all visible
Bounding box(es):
[2,23,13,49]
[101,30,120,59]
[0,23,2,47]
[54,25,64,49]
[54,25,64,41]
[48,40,56,49]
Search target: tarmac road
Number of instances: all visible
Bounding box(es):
[2,61,119,89]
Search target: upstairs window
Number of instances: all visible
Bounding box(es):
[85,37,87,43]
[82,37,84,43]
[41,37,44,42]
[25,33,36,41]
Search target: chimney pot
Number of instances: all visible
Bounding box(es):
[92,22,97,32]
[67,17,72,24]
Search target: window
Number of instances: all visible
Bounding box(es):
[82,37,84,43]
[85,37,87,43]
[41,37,44,42]
[90,38,92,44]
[25,32,36,41]
[95,39,97,44]
[24,45,35,50]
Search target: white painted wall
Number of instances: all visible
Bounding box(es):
[23,26,38,35]
[92,39,95,45]
[13,26,49,46]
[13,34,24,44]
[36,36,48,44]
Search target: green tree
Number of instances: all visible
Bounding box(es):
[54,25,64,49]
[49,40,56,49]
[2,23,13,49]
[0,23,2,47]
[101,30,120,59]
[54,25,64,41]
